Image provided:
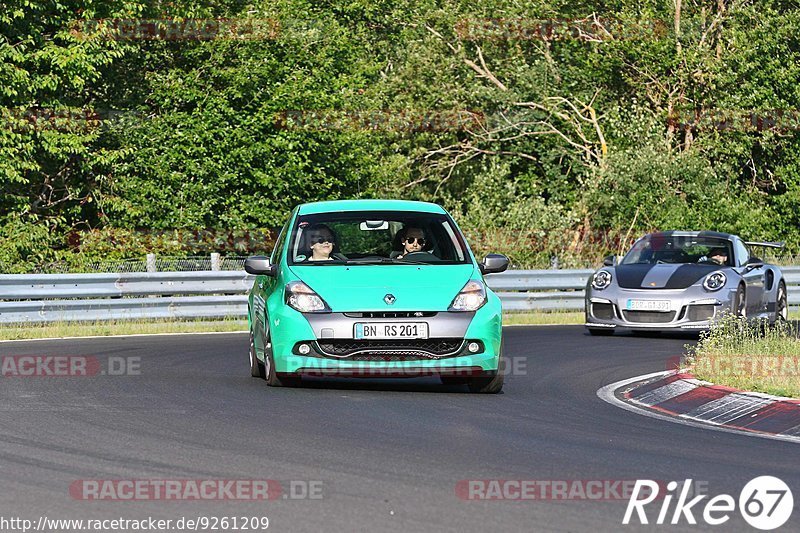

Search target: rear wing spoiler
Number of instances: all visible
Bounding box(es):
[745,241,785,249]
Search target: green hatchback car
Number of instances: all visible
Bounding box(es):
[245,199,509,393]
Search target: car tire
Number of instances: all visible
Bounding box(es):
[775,281,788,323]
[734,285,746,317]
[467,350,505,394]
[587,328,614,336]
[249,329,265,379]
[467,370,504,393]
[263,330,300,387]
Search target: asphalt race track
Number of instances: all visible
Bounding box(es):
[1,326,798,532]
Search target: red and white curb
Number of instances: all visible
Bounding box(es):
[597,370,800,444]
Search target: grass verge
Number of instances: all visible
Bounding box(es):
[684,314,800,398]
[503,311,584,326]
[0,318,248,341]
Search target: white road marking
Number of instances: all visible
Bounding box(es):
[632,380,697,406]
[685,395,774,424]
[597,371,800,444]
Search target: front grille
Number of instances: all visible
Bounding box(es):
[687,304,715,322]
[343,311,437,318]
[591,302,615,320]
[345,353,445,362]
[316,338,464,358]
[622,310,676,324]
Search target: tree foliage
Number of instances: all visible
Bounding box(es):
[2,0,800,270]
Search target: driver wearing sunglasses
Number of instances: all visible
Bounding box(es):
[304,224,337,261]
[396,227,427,259]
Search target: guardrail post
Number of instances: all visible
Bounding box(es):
[146,253,156,272]
[211,253,221,271]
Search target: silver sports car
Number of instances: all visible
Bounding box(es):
[584,231,788,335]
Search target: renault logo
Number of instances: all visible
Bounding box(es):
[384,294,396,305]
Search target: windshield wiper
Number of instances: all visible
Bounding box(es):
[293,258,346,265]
[346,257,428,265]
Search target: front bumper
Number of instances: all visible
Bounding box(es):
[268,302,503,375]
[584,287,737,330]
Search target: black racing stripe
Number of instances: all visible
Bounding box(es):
[614,265,653,289]
[664,264,716,289]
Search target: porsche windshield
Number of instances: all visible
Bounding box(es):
[621,235,734,266]
[287,211,470,265]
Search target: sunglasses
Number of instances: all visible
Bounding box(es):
[310,236,334,244]
[404,237,426,245]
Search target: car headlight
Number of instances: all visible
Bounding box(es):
[285,281,331,313]
[703,271,727,292]
[591,270,612,290]
[449,279,487,311]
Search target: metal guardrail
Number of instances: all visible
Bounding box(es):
[1,267,799,323]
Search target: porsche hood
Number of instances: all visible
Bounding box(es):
[613,264,721,289]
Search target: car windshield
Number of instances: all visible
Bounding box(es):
[287,210,470,265]
[621,235,734,266]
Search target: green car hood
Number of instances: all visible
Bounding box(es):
[288,264,477,311]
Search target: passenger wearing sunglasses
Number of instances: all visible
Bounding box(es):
[395,227,428,259]
[304,224,338,261]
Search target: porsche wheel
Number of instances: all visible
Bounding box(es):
[775,281,788,323]
[734,285,746,318]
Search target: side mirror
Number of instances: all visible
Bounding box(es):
[745,256,764,270]
[479,254,509,275]
[603,254,616,267]
[245,255,277,276]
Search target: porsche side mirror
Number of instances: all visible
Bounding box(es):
[603,254,616,267]
[745,256,764,270]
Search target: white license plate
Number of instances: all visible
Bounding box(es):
[354,322,429,339]
[626,299,671,312]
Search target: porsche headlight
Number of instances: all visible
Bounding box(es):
[449,279,487,312]
[703,271,727,292]
[285,281,331,313]
[591,270,613,291]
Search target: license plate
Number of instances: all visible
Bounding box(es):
[354,322,429,339]
[626,299,671,312]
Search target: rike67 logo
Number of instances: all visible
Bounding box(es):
[624,476,793,530]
